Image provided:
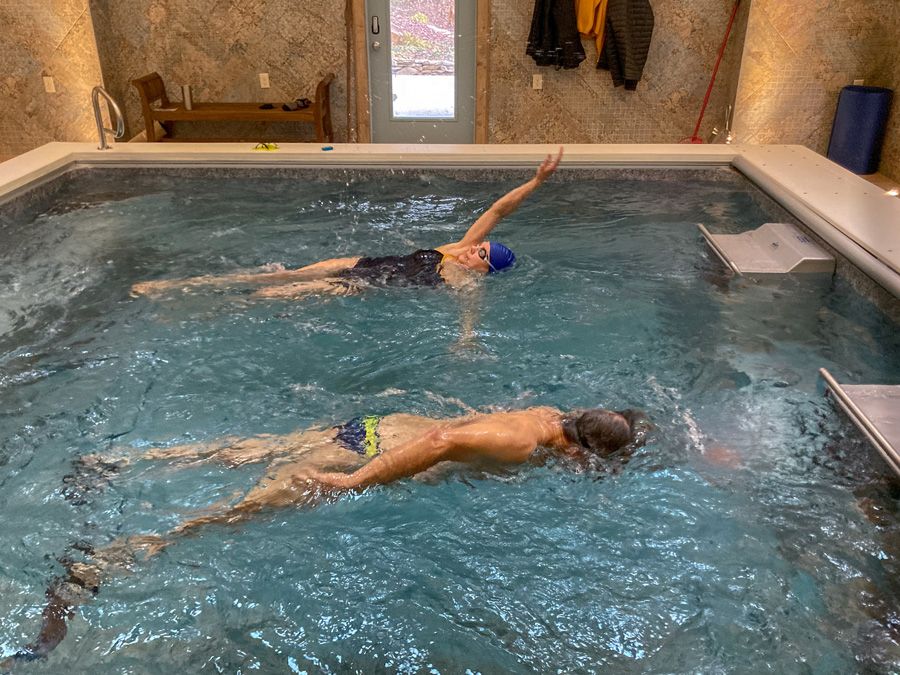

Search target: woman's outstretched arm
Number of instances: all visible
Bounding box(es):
[312,418,536,491]
[442,147,563,254]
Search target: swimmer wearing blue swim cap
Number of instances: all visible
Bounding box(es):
[131,148,563,299]
[432,148,561,279]
[488,242,516,273]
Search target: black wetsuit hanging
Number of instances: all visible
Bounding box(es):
[526,0,586,69]
[338,249,444,288]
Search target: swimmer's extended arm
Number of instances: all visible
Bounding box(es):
[311,422,535,490]
[445,147,563,252]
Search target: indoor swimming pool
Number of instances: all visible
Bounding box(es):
[1,166,899,672]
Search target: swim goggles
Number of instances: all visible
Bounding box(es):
[477,245,496,272]
[253,142,279,151]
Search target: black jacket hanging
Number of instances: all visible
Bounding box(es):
[598,0,655,90]
[526,0,586,69]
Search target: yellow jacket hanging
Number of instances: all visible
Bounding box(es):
[576,0,608,57]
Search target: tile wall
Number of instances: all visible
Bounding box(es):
[0,0,749,152]
[488,0,746,144]
[880,9,899,180]
[87,0,348,142]
[0,0,897,182]
[0,0,103,160]
[732,0,897,174]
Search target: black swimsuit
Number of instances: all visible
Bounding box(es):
[338,249,444,288]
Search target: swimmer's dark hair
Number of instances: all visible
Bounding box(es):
[562,408,642,456]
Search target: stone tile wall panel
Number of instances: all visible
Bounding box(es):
[879,9,899,180]
[1,1,896,165]
[488,0,746,145]
[0,0,102,159]
[732,0,897,164]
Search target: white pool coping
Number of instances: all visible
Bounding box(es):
[2,142,899,298]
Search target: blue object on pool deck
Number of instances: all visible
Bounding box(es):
[827,85,893,174]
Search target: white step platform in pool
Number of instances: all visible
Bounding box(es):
[820,368,900,477]
[699,222,835,275]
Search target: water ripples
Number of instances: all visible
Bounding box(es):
[1,170,899,670]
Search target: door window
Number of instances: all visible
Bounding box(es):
[389,0,456,119]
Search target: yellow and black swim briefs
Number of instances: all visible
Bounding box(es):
[334,415,381,457]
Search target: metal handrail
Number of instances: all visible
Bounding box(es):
[91,86,125,150]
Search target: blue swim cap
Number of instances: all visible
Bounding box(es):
[488,242,516,273]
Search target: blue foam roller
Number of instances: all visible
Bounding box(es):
[827,85,893,174]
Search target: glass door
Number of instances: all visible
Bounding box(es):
[366,0,476,143]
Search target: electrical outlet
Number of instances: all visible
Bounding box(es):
[42,76,56,93]
[853,78,864,86]
[259,72,270,89]
[532,74,542,90]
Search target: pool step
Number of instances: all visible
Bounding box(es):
[699,222,835,275]
[820,368,900,476]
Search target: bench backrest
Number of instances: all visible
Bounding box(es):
[314,73,335,142]
[132,72,169,107]
[131,72,170,139]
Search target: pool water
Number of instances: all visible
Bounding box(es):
[1,168,899,672]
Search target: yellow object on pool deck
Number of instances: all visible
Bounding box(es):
[253,142,279,151]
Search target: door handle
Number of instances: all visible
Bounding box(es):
[371,15,380,34]
[371,41,381,50]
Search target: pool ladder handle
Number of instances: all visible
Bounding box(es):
[92,86,125,150]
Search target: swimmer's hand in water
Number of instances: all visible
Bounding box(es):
[258,262,286,272]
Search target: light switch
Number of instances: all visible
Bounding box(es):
[532,74,543,90]
[43,76,56,93]
[259,73,270,89]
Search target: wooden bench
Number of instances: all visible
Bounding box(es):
[131,72,334,143]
